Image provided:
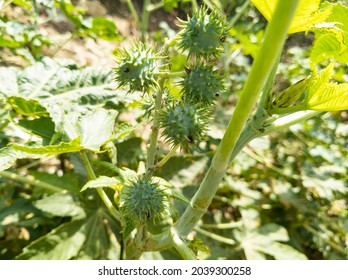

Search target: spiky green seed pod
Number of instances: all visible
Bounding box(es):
[180,64,225,107]
[178,7,228,59]
[113,42,163,93]
[120,177,167,224]
[160,103,210,150]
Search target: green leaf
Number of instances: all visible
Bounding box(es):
[0,146,36,171]
[81,176,121,192]
[34,193,85,217]
[29,170,81,193]
[16,207,121,259]
[17,117,55,144]
[302,176,347,200]
[76,210,117,259]
[86,17,119,41]
[78,108,117,151]
[251,0,332,34]
[304,62,348,111]
[13,137,82,155]
[309,3,348,65]
[240,223,307,260]
[113,122,136,142]
[60,0,85,29]
[0,146,21,171]
[0,67,18,97]
[310,32,348,65]
[6,96,48,117]
[16,219,87,260]
[257,241,308,260]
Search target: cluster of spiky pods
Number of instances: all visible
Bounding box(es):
[113,7,228,227]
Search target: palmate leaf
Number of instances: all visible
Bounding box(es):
[16,207,121,260]
[310,3,348,64]
[0,57,131,107]
[78,108,118,151]
[34,193,85,218]
[240,223,307,260]
[16,219,87,260]
[304,62,348,111]
[251,0,332,34]
[0,58,136,155]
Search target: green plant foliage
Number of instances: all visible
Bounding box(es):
[1,0,348,261]
[59,0,119,40]
[0,19,51,58]
[81,176,121,192]
[310,3,348,64]
[303,62,348,111]
[251,0,332,34]
[16,211,118,259]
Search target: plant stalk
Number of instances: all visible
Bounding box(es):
[264,110,320,134]
[228,0,250,28]
[173,0,300,237]
[156,144,180,169]
[195,227,236,246]
[80,151,121,221]
[125,0,140,29]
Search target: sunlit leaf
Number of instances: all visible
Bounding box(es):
[34,193,85,217]
[78,108,117,151]
[0,146,37,171]
[251,0,332,34]
[17,117,55,144]
[304,62,348,111]
[0,67,18,97]
[239,223,307,260]
[6,96,48,117]
[81,176,121,192]
[13,137,82,155]
[310,3,348,64]
[16,219,87,260]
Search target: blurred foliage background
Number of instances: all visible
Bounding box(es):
[0,0,347,260]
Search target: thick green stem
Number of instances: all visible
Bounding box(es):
[0,170,62,193]
[80,151,121,221]
[174,0,300,237]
